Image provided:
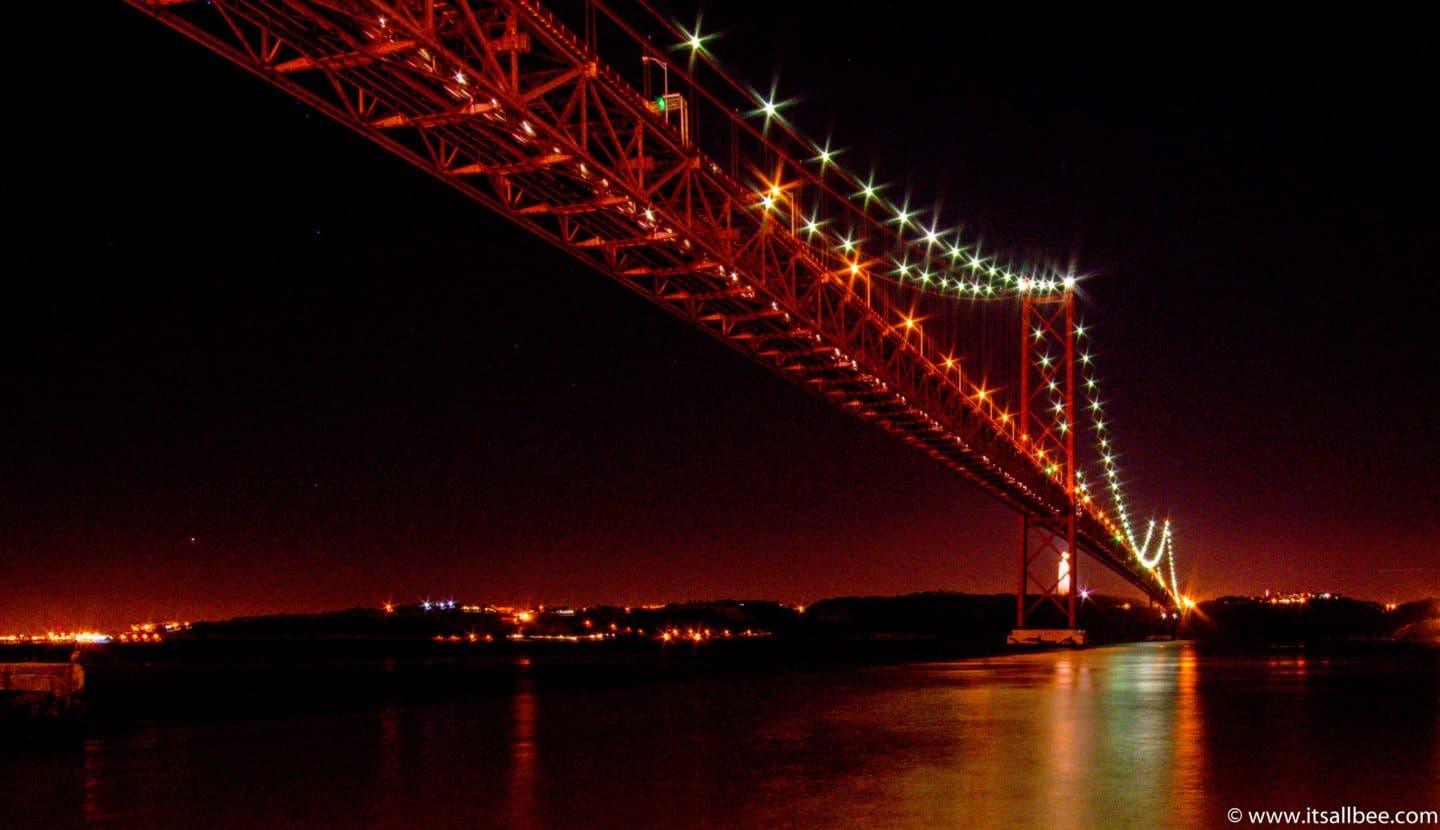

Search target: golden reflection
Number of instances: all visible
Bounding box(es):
[509,658,539,830]
[1042,653,1087,829]
[957,680,1003,819]
[1169,643,1206,825]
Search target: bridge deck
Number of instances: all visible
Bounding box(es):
[123,0,1171,604]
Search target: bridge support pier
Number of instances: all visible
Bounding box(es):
[1017,513,1077,629]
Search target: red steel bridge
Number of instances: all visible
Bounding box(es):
[124,0,1184,627]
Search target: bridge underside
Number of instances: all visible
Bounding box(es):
[124,0,1172,607]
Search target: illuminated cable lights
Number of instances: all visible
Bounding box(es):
[856,177,881,204]
[677,22,714,55]
[749,84,793,132]
[1076,345,1181,599]
[891,205,917,228]
[655,29,1065,303]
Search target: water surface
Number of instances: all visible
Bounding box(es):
[4,642,1437,828]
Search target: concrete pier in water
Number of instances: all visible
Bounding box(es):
[0,662,85,719]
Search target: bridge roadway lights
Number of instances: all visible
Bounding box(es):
[1007,628,1086,647]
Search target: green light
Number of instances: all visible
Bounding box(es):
[655,96,667,112]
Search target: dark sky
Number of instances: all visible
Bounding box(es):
[3,2,1435,631]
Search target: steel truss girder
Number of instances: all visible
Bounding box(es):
[125,0,1169,605]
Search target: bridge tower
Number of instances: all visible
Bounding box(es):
[1017,289,1078,631]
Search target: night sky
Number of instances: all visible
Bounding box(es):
[3,2,1435,631]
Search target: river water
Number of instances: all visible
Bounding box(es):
[3,642,1437,828]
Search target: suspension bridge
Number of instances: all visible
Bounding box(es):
[123,0,1185,630]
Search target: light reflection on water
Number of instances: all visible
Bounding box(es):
[509,660,538,830]
[4,642,1436,828]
